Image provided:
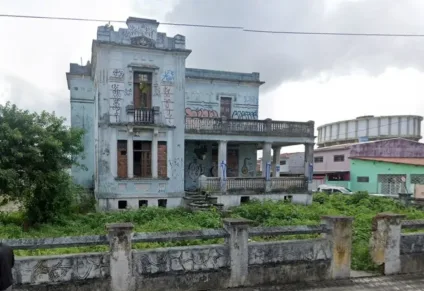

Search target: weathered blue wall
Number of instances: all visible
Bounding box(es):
[69,75,95,189]
[92,19,191,209]
[184,141,256,190]
[185,69,261,120]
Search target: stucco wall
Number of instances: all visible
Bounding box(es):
[185,73,260,120]
[94,42,188,202]
[69,77,96,189]
[184,141,257,190]
[13,253,110,290]
[350,159,424,193]
[313,149,351,173]
[350,138,424,158]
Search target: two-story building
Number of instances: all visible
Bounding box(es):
[67,17,315,210]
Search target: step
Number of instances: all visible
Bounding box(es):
[183,196,207,202]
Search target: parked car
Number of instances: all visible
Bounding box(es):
[316,184,353,195]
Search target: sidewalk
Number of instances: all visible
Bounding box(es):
[222,274,424,291]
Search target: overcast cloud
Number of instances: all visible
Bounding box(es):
[159,0,424,91]
[1,0,424,148]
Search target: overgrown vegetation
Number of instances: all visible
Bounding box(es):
[0,102,85,224]
[1,192,424,271]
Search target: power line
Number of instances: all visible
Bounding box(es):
[1,14,424,37]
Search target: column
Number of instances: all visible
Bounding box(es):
[272,146,281,177]
[218,140,227,178]
[127,135,133,178]
[262,142,272,178]
[321,216,354,279]
[304,143,314,191]
[370,213,405,275]
[152,129,158,178]
[106,223,134,291]
[223,218,253,287]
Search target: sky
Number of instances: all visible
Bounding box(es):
[1,0,424,153]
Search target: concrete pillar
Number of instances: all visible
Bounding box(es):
[151,129,158,178]
[304,143,314,192]
[218,140,227,178]
[127,136,133,178]
[223,218,253,287]
[272,146,281,177]
[262,142,272,178]
[370,213,405,275]
[106,223,134,291]
[321,216,354,279]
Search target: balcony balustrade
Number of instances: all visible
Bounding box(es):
[185,117,314,137]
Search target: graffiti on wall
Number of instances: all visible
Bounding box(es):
[185,108,219,118]
[168,158,183,180]
[241,157,254,177]
[161,70,175,84]
[123,23,155,39]
[108,69,125,83]
[231,110,258,120]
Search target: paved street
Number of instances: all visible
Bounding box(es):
[225,274,424,290]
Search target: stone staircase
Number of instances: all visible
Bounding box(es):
[183,191,224,211]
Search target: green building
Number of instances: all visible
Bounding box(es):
[349,157,424,194]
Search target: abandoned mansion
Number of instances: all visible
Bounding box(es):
[66,17,315,210]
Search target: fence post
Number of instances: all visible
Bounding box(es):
[106,222,134,291]
[321,215,354,279]
[223,218,253,288]
[370,213,405,275]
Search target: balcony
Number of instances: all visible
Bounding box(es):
[199,176,308,194]
[126,106,155,124]
[185,117,314,138]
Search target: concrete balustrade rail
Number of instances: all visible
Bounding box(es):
[2,216,354,291]
[370,214,424,275]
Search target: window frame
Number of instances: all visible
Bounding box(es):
[357,176,369,183]
[133,72,153,109]
[314,156,324,163]
[333,155,345,162]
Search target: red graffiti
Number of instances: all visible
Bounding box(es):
[185,108,219,118]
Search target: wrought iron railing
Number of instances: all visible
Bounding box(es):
[185,117,314,137]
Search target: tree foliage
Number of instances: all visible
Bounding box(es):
[0,102,84,223]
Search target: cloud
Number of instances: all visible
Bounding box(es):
[163,0,424,92]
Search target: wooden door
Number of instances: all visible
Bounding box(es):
[220,97,232,119]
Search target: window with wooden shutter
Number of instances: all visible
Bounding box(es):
[134,72,152,109]
[133,141,152,177]
[158,142,167,178]
[117,140,128,178]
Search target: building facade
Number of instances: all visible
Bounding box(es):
[67,17,315,210]
[314,138,424,194]
[349,158,424,195]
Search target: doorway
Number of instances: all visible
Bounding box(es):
[220,97,232,119]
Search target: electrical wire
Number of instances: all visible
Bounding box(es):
[1,14,424,37]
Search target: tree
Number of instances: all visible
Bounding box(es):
[0,102,85,224]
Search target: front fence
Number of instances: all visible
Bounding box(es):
[370,214,424,275]
[4,216,354,291]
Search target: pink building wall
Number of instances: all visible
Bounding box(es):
[313,148,351,173]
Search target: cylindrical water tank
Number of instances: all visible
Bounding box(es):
[317,115,423,148]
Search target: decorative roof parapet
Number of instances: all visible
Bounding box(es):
[96,17,186,50]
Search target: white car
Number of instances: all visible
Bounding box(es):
[316,184,353,195]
